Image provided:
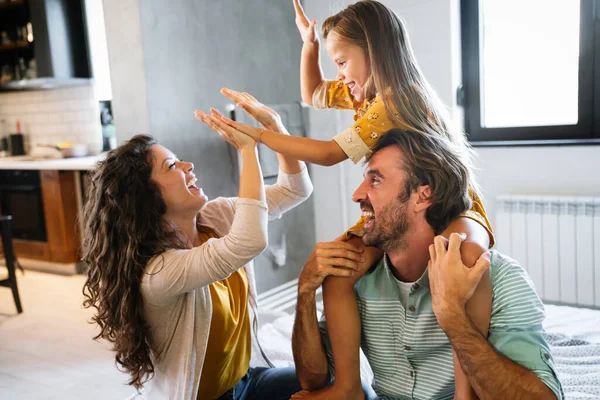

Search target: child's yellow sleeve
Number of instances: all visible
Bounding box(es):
[332,98,396,163]
[463,191,495,248]
[312,80,358,110]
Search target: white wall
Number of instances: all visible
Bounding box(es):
[102,0,150,137]
[474,146,600,225]
[0,85,102,154]
[305,0,600,241]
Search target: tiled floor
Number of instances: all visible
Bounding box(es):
[0,268,136,400]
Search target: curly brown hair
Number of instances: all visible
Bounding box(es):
[82,135,187,389]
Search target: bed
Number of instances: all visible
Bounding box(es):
[252,303,600,399]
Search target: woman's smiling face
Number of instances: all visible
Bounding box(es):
[150,144,208,219]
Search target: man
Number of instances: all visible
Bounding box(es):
[292,129,562,399]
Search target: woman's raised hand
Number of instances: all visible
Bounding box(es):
[293,0,317,44]
[221,88,284,133]
[194,109,257,150]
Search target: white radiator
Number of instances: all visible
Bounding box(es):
[257,279,323,314]
[495,195,600,307]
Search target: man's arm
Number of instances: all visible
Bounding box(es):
[292,290,330,390]
[442,309,557,400]
[428,234,560,400]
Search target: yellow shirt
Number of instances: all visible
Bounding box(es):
[197,229,251,399]
[313,80,495,246]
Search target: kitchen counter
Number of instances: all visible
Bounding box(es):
[0,154,106,170]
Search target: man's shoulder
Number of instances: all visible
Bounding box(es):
[489,250,530,286]
[489,250,547,325]
[354,256,393,298]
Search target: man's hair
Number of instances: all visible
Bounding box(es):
[368,129,472,234]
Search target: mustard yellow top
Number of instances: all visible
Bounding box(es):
[197,229,252,399]
[313,80,494,246]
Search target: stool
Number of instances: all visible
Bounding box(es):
[0,216,23,313]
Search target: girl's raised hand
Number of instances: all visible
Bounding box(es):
[194,109,256,150]
[293,0,317,44]
[221,88,284,132]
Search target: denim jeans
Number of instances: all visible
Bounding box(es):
[216,367,301,400]
[362,379,378,400]
[216,367,379,400]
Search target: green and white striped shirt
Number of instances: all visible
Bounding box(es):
[319,250,563,400]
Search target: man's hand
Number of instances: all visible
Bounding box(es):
[428,233,491,330]
[298,240,365,295]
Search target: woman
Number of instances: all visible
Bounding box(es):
[82,108,313,399]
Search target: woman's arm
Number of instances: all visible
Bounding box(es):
[265,166,313,220]
[239,146,264,202]
[206,105,314,218]
[293,0,324,105]
[143,111,271,300]
[145,198,268,303]
[196,109,265,204]
[440,217,491,400]
[213,93,307,175]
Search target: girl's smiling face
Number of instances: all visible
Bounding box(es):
[325,31,372,103]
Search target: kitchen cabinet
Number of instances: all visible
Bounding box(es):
[0,0,91,90]
[0,155,103,273]
[0,169,80,266]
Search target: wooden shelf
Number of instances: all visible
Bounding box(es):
[0,40,29,51]
[0,0,24,9]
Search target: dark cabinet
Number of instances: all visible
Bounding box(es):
[0,0,90,90]
[29,0,89,79]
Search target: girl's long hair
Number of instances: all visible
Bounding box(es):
[82,135,187,389]
[322,0,482,197]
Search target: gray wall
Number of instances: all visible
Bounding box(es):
[105,0,303,197]
[102,0,150,137]
[103,0,315,292]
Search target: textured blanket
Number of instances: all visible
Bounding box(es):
[253,304,600,399]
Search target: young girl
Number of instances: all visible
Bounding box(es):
[215,1,494,399]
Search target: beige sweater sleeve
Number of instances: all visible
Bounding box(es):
[144,167,313,305]
[144,199,268,304]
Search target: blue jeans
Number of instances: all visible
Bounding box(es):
[362,379,378,400]
[216,367,301,400]
[216,367,378,400]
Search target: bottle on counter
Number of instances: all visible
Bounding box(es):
[27,59,37,79]
[9,120,25,156]
[0,119,8,157]
[0,64,13,84]
[15,58,26,81]
[1,31,10,45]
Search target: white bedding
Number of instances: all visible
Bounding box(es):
[543,305,600,399]
[253,304,600,399]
